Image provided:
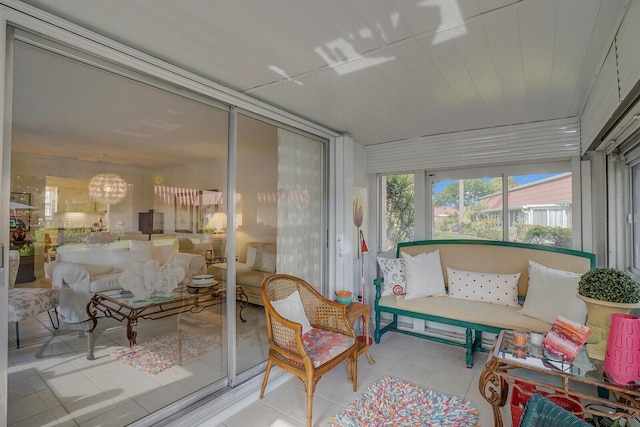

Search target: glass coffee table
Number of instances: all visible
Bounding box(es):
[85,282,248,359]
[479,330,640,426]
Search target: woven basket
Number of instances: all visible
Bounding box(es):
[519,394,591,427]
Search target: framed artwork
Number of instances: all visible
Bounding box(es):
[174,193,194,233]
[10,192,32,231]
[197,189,221,233]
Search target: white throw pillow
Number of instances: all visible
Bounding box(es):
[270,290,313,334]
[401,250,446,300]
[254,250,276,273]
[246,245,258,267]
[376,257,407,296]
[518,260,587,325]
[447,268,520,307]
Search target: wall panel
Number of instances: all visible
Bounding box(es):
[366,118,579,174]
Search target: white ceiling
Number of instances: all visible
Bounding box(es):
[11,0,629,165]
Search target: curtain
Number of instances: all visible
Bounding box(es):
[277,129,322,288]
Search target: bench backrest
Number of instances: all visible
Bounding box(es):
[397,240,595,298]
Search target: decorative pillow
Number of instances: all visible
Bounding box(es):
[447,268,520,307]
[518,260,587,325]
[254,250,276,273]
[376,257,407,296]
[401,250,446,299]
[246,245,258,268]
[270,290,312,334]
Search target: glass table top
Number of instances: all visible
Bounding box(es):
[496,330,607,385]
[98,282,225,309]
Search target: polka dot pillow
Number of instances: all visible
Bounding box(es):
[446,268,520,307]
[376,257,407,296]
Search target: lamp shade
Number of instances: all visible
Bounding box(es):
[88,173,127,204]
[206,212,227,232]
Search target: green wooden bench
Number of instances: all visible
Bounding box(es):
[374,240,595,367]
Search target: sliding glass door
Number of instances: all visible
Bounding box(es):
[4,26,328,426]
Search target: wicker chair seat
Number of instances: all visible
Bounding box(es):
[303,328,354,367]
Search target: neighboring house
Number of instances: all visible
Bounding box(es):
[480,173,572,228]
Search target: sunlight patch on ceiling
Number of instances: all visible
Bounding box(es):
[268,65,303,86]
[315,37,394,76]
[420,0,467,45]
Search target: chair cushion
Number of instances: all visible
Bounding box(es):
[303,328,354,367]
[8,288,60,322]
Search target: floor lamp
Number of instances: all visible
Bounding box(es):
[359,229,369,303]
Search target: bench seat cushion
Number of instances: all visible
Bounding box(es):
[380,295,551,332]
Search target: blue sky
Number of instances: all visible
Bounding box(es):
[433,173,561,193]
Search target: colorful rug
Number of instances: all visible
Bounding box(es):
[111,332,218,375]
[328,376,480,427]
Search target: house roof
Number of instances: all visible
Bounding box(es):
[480,173,572,210]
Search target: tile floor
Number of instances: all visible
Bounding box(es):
[7,301,268,427]
[214,332,504,427]
[7,296,508,427]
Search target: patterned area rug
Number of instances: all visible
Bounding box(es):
[328,376,480,427]
[111,332,218,375]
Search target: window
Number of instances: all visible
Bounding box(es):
[508,173,572,247]
[427,165,573,248]
[381,174,414,252]
[432,176,502,240]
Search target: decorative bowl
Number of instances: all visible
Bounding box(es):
[191,274,214,286]
[335,296,352,307]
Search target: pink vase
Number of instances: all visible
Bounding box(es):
[604,313,640,385]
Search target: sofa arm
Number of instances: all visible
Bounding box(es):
[49,261,93,323]
[171,253,206,276]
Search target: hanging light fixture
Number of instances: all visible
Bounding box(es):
[88,173,127,204]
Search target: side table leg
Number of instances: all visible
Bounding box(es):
[87,330,95,360]
[362,316,375,365]
[86,296,99,360]
[479,356,507,427]
[126,319,138,347]
[236,287,248,323]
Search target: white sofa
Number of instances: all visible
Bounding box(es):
[45,239,205,323]
[207,241,276,306]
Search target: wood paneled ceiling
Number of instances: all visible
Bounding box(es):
[14,0,629,152]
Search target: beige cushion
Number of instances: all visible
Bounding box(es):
[382,295,551,332]
[8,288,60,322]
[518,260,587,324]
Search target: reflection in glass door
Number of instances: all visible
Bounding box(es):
[233,113,326,375]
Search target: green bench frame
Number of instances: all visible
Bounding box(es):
[374,239,596,368]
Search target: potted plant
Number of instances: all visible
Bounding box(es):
[577,267,640,360]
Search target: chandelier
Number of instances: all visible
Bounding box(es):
[88,173,127,204]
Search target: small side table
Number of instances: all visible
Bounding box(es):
[346,302,375,365]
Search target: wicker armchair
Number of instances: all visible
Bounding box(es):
[260,274,358,427]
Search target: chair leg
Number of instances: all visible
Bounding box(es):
[352,350,358,392]
[15,323,20,349]
[259,360,273,399]
[48,308,60,330]
[306,382,313,427]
